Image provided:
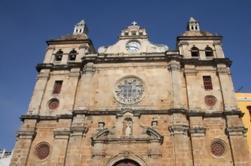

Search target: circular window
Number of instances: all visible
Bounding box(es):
[114,77,144,105]
[205,95,217,106]
[211,140,225,157]
[35,142,50,160]
[48,98,59,110]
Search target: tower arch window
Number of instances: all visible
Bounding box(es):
[205,46,214,57]
[55,50,63,61]
[68,49,77,61]
[191,46,200,57]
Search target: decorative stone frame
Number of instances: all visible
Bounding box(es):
[34,142,51,160]
[204,95,217,107]
[209,138,227,158]
[106,152,148,166]
[48,98,60,110]
[114,75,145,105]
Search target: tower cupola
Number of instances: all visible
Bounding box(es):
[73,20,88,35]
[187,17,200,31]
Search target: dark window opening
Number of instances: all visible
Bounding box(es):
[55,50,63,61]
[205,46,214,57]
[68,49,77,61]
[53,81,63,94]
[191,46,199,57]
[203,76,213,90]
[124,32,129,36]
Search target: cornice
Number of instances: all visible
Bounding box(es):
[46,38,94,45]
[177,35,223,41]
[36,57,232,72]
[20,109,243,121]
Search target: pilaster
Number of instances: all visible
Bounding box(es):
[184,65,199,111]
[65,114,88,166]
[168,113,193,166]
[28,69,50,114]
[49,118,71,166]
[217,64,237,111]
[225,115,251,165]
[74,62,96,109]
[168,60,183,108]
[10,119,37,166]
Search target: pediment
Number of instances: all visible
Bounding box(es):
[98,22,168,55]
[91,127,163,145]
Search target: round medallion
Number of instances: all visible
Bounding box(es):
[205,95,217,106]
[126,41,141,53]
[211,140,225,157]
[48,98,59,110]
[114,77,144,104]
[35,142,50,160]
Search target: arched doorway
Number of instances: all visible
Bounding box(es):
[113,159,140,166]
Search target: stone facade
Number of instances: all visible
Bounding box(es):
[10,18,251,166]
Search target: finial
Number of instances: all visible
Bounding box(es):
[131,21,138,26]
[73,19,88,35]
[187,17,200,31]
[189,17,196,22]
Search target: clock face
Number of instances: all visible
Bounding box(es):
[126,41,141,52]
[114,77,144,104]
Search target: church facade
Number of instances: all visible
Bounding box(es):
[10,18,251,166]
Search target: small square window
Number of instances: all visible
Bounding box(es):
[53,81,63,94]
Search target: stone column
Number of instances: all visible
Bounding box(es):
[65,114,88,166]
[184,65,199,111]
[217,64,237,111]
[168,60,183,109]
[74,62,96,110]
[28,69,50,114]
[49,119,71,166]
[10,119,37,166]
[168,113,193,166]
[226,115,251,165]
[189,115,207,165]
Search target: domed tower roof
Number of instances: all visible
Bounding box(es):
[181,17,214,36]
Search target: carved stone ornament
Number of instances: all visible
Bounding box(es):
[35,142,50,160]
[48,98,59,110]
[205,95,217,107]
[114,77,144,105]
[210,139,226,157]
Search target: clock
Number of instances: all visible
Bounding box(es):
[126,41,141,52]
[114,77,144,105]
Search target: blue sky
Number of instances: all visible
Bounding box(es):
[0,0,250,150]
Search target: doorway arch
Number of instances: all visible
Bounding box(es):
[106,152,147,166]
[113,159,140,166]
